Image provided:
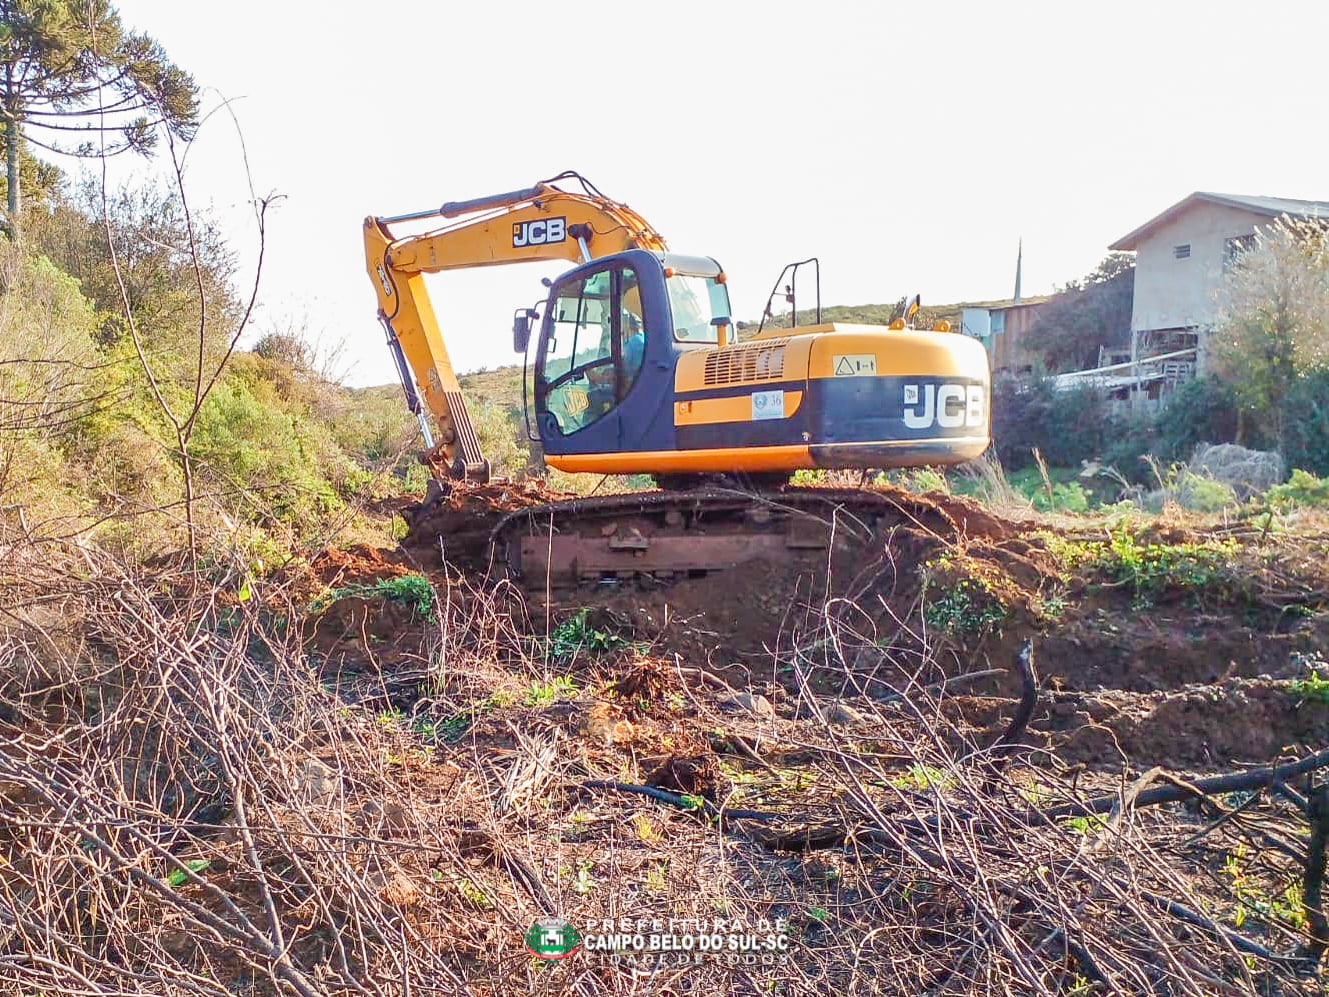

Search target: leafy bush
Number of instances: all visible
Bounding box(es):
[1097,412,1162,485]
[923,578,1006,635]
[1267,469,1329,509]
[191,381,338,523]
[314,573,435,619]
[1045,529,1238,606]
[1279,369,1329,478]
[1176,473,1238,512]
[1290,667,1329,705]
[991,369,1326,489]
[548,609,628,662]
[1154,377,1244,460]
[1029,480,1090,514]
[10,185,474,552]
[252,331,313,369]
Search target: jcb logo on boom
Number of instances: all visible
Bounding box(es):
[513,217,566,248]
[902,383,985,430]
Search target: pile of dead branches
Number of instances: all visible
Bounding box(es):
[1,527,1326,995]
[0,537,506,995]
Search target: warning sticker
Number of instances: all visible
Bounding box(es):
[833,354,877,376]
[751,390,785,421]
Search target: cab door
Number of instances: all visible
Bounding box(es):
[535,261,652,456]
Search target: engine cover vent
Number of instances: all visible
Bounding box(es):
[702,339,790,386]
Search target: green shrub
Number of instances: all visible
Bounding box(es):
[1280,370,1329,478]
[1046,529,1238,606]
[1267,469,1329,509]
[1176,473,1238,512]
[313,573,435,620]
[903,467,949,494]
[548,609,628,662]
[992,379,1112,470]
[1097,412,1163,485]
[1290,667,1329,705]
[1154,377,1244,461]
[989,372,1322,489]
[1148,372,1329,479]
[923,578,1006,635]
[191,380,338,523]
[1030,480,1090,514]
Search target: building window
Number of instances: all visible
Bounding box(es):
[1173,244,1191,260]
[990,310,1005,335]
[1224,233,1257,269]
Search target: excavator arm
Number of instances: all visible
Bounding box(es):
[363,172,667,478]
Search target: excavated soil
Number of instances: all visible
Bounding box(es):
[311,480,1329,775]
[399,478,575,571]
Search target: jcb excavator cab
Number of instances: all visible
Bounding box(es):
[524,250,730,460]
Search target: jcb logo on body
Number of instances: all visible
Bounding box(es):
[513,217,566,248]
[902,383,985,430]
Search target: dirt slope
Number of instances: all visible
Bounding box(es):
[316,480,1329,774]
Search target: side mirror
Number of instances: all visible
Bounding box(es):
[512,308,536,353]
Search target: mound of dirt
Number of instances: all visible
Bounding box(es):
[399,477,575,570]
[309,543,409,586]
[1035,609,1323,693]
[320,475,1329,778]
[1045,677,1329,766]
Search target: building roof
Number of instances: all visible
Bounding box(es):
[959,295,1052,311]
[1109,191,1329,251]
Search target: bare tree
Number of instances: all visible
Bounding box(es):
[99,99,274,563]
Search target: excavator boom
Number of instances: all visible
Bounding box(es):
[363,172,665,477]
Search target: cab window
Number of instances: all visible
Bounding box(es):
[619,267,645,391]
[667,272,731,343]
[539,266,645,436]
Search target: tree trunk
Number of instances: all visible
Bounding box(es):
[3,101,18,239]
[5,116,16,221]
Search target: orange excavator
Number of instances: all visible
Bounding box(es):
[364,172,990,586]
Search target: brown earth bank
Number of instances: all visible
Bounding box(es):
[313,479,1329,773]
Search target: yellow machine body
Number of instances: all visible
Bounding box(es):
[364,174,990,481]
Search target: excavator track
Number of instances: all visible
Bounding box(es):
[489,486,965,589]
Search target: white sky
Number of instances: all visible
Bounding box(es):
[86,0,1329,386]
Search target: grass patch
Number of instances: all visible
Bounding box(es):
[523,675,576,707]
[890,763,955,792]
